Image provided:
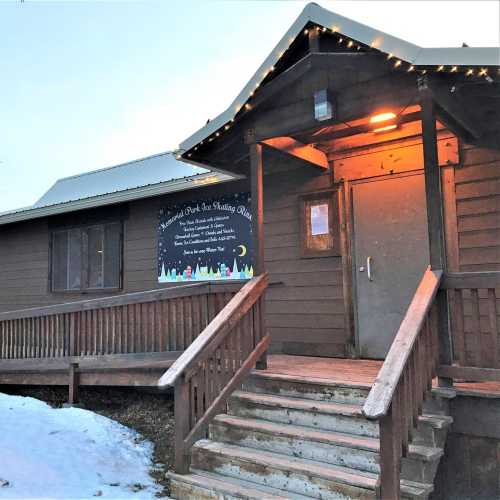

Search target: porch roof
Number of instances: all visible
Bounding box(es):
[179,2,500,155]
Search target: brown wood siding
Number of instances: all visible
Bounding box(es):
[0,180,248,314]
[263,166,348,357]
[455,144,500,271]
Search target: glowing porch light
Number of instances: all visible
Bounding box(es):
[370,112,396,124]
[370,112,398,134]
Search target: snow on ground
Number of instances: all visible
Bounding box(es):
[0,392,162,499]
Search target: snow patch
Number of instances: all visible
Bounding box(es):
[0,393,162,499]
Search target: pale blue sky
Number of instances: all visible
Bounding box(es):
[0,0,498,213]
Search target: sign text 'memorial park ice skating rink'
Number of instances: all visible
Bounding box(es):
[157,192,253,282]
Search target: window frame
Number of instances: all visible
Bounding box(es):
[299,189,341,258]
[50,221,123,293]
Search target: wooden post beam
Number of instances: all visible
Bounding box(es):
[420,80,446,271]
[419,76,453,387]
[248,138,265,276]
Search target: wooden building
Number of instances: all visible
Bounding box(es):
[1,4,500,498]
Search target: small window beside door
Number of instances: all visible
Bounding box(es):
[300,191,340,258]
[51,222,122,292]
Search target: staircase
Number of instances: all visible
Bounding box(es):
[168,370,454,499]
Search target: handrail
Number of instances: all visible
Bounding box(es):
[0,281,244,321]
[158,273,268,389]
[363,267,442,419]
[158,273,269,474]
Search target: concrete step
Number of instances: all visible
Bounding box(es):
[413,414,453,448]
[191,439,433,500]
[228,390,379,437]
[402,444,444,484]
[245,370,371,405]
[168,470,311,499]
[422,387,456,416]
[210,413,380,473]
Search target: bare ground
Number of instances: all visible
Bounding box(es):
[0,385,175,498]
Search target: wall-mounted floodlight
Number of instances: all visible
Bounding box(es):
[314,89,335,121]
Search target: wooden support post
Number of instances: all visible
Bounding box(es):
[420,82,446,271]
[250,142,265,276]
[68,362,79,405]
[256,296,268,370]
[436,288,453,387]
[378,408,401,500]
[420,79,453,387]
[174,377,190,474]
[248,137,267,370]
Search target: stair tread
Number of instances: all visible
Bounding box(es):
[249,370,372,391]
[431,387,457,399]
[169,470,311,499]
[213,413,379,452]
[407,443,444,461]
[214,413,443,463]
[194,439,433,497]
[232,390,364,416]
[194,438,378,490]
[419,413,453,428]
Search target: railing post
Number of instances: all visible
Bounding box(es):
[379,407,401,500]
[174,377,190,474]
[69,313,77,357]
[256,295,268,370]
[436,288,453,387]
[68,362,79,405]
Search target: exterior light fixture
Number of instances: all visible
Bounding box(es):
[370,112,396,124]
[370,112,398,133]
[314,89,335,121]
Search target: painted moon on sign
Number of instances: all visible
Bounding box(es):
[237,244,247,257]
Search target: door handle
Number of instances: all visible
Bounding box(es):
[367,256,373,281]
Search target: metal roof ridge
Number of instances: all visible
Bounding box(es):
[51,150,179,184]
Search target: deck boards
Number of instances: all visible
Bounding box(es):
[264,355,500,397]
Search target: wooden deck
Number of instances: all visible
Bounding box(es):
[1,352,499,397]
[263,355,500,397]
[264,355,381,387]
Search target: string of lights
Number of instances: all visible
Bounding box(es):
[180,23,497,160]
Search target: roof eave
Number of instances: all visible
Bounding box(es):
[179,2,499,154]
[0,171,235,227]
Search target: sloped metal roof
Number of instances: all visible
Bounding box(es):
[179,2,500,154]
[34,152,207,208]
[0,152,235,226]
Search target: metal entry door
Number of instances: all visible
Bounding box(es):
[352,172,429,359]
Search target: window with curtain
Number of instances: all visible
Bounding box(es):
[51,222,122,292]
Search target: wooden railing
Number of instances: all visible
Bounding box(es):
[0,282,242,360]
[158,273,269,473]
[363,267,443,499]
[439,271,500,381]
